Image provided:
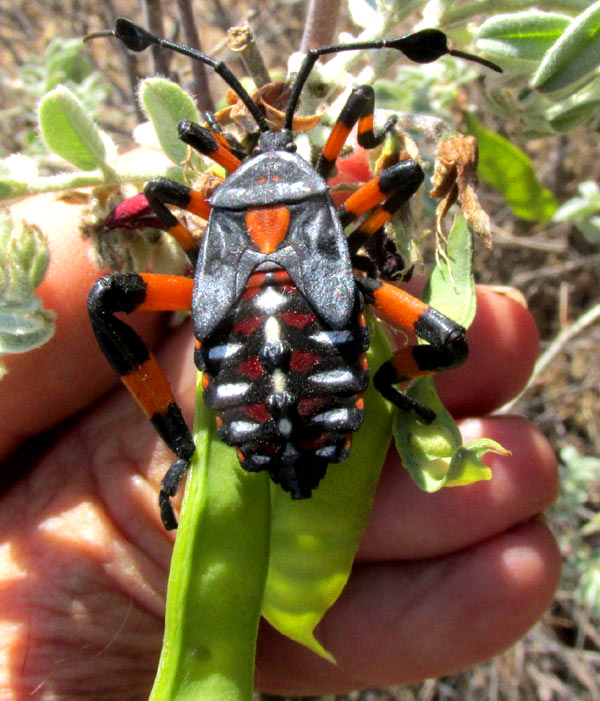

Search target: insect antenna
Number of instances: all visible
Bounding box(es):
[85,17,271,134]
[284,28,501,130]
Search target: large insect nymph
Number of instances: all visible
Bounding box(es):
[87,18,500,528]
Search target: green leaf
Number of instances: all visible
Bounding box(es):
[546,95,600,131]
[465,113,558,222]
[393,376,459,491]
[140,78,201,165]
[445,439,507,487]
[394,217,503,492]
[553,180,600,222]
[0,156,38,201]
[532,1,600,93]
[423,215,476,329]
[393,377,501,491]
[262,317,394,661]
[477,11,571,67]
[576,217,600,244]
[0,214,55,356]
[38,85,108,170]
[151,383,270,701]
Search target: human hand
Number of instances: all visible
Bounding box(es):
[0,192,559,698]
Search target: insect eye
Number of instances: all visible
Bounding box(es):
[285,142,297,152]
[312,83,327,97]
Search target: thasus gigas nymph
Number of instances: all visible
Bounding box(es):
[87,18,501,529]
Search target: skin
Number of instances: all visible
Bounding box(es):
[0,184,560,699]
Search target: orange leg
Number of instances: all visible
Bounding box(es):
[362,278,468,420]
[316,85,397,179]
[143,177,212,265]
[88,272,195,529]
[143,119,246,264]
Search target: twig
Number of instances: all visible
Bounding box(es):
[176,0,215,112]
[227,25,271,88]
[499,302,600,413]
[513,253,600,286]
[142,0,170,75]
[491,224,567,252]
[97,0,144,121]
[300,0,342,51]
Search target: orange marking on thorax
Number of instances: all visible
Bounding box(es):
[246,270,293,290]
[245,205,290,254]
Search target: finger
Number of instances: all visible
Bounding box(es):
[0,150,171,459]
[436,286,539,416]
[255,519,561,695]
[358,415,558,561]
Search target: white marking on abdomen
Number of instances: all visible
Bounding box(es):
[215,382,251,399]
[309,369,355,386]
[265,316,281,342]
[207,342,243,361]
[271,369,286,393]
[256,286,286,312]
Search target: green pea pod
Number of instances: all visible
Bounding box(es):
[140,78,201,166]
[150,380,271,701]
[531,0,600,94]
[262,316,394,660]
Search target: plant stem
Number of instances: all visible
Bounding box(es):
[143,0,171,75]
[98,0,144,121]
[176,0,215,112]
[2,169,173,200]
[300,0,342,51]
[227,25,271,88]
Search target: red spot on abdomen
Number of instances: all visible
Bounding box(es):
[280,311,316,328]
[297,397,326,417]
[237,356,263,379]
[290,350,320,373]
[243,403,271,423]
[234,316,264,335]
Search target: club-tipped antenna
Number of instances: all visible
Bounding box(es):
[284,28,502,131]
[85,17,271,133]
[447,48,503,73]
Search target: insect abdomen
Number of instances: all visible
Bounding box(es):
[198,268,370,497]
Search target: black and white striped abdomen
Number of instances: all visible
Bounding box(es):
[197,268,370,498]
